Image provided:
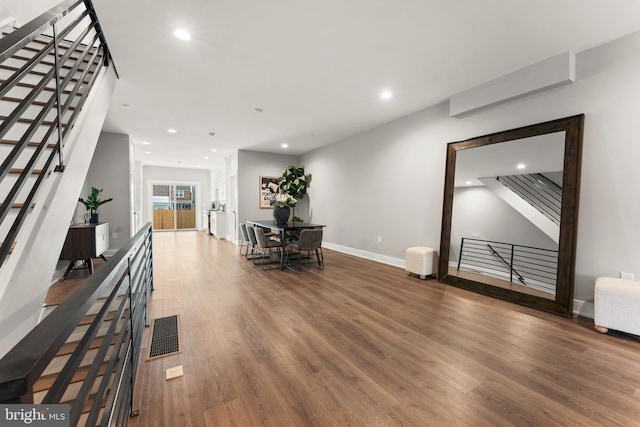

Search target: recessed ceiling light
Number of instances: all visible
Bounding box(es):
[210,148,217,152]
[465,181,472,185]
[203,156,209,160]
[173,29,191,41]
[167,128,177,133]
[380,90,392,99]
[253,108,263,113]
[281,143,288,148]
[142,141,150,145]
[517,163,526,169]
[145,151,151,154]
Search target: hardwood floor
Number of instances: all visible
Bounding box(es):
[129,231,640,427]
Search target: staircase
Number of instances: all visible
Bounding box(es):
[0,3,155,425]
[0,0,117,354]
[0,223,153,426]
[479,173,561,243]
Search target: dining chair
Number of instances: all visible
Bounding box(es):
[239,223,251,257]
[245,225,258,260]
[285,228,324,273]
[253,227,282,270]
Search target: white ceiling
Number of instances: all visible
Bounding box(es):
[91,0,640,170]
[454,132,565,187]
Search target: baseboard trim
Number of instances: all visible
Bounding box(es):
[322,242,405,269]
[573,299,594,319]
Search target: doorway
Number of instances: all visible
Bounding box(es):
[151,183,198,230]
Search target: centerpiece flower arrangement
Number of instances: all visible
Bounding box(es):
[272,193,297,207]
[277,165,308,222]
[271,193,296,225]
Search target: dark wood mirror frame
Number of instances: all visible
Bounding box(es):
[438,114,584,317]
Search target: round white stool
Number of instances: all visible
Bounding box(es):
[405,246,437,279]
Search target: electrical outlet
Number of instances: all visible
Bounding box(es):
[377,235,382,243]
[620,272,635,280]
[112,232,118,239]
[166,365,184,380]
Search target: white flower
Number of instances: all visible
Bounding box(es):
[272,193,297,207]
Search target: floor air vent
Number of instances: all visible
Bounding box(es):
[148,315,181,359]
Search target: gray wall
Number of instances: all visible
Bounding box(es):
[301,31,640,307]
[84,132,131,250]
[237,150,301,227]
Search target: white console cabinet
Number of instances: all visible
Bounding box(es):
[209,212,227,239]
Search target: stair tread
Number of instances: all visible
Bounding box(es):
[31,37,98,55]
[9,168,44,174]
[0,80,87,96]
[62,391,107,417]
[2,96,79,110]
[56,334,119,358]
[79,309,128,326]
[0,63,94,76]
[33,361,111,393]
[0,116,70,127]
[21,45,89,63]
[7,203,35,209]
[10,54,100,71]
[0,139,57,148]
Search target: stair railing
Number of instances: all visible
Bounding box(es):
[0,223,153,427]
[0,0,117,268]
[457,237,558,294]
[497,173,562,225]
[486,243,525,284]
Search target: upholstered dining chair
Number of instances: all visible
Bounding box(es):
[245,225,258,260]
[253,226,282,270]
[239,223,251,257]
[285,228,324,273]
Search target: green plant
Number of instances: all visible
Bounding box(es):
[78,187,113,214]
[277,165,308,200]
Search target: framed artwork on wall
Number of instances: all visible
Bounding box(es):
[259,176,279,208]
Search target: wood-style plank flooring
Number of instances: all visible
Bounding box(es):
[129,231,640,427]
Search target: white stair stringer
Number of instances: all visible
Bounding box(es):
[0,64,118,358]
[479,177,560,244]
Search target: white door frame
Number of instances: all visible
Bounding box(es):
[147,180,201,230]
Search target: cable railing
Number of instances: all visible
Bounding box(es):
[497,173,562,225]
[457,237,558,294]
[0,223,153,427]
[0,0,116,268]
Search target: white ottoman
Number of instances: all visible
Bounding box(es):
[405,247,437,279]
[594,277,640,335]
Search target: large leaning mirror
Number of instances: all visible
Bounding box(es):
[438,115,584,317]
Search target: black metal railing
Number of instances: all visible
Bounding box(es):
[497,173,562,225]
[457,237,558,294]
[0,0,116,268]
[0,223,152,427]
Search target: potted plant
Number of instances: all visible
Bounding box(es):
[271,193,296,226]
[277,165,308,222]
[78,187,113,223]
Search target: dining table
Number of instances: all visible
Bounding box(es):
[246,220,326,270]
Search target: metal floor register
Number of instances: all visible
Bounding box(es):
[148,315,180,359]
